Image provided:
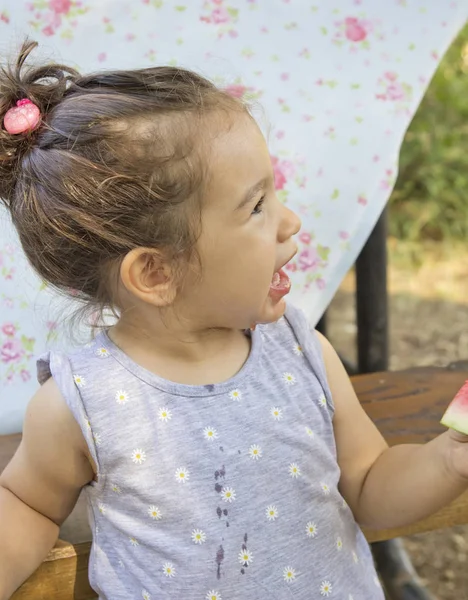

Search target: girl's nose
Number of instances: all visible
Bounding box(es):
[279,205,302,242]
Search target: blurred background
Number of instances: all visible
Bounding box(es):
[327,23,468,598]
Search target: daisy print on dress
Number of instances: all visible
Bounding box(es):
[266,505,279,521]
[293,343,303,356]
[129,537,139,546]
[305,426,314,438]
[271,407,283,420]
[306,521,318,538]
[221,487,236,502]
[148,505,162,520]
[96,347,110,358]
[191,529,206,544]
[206,591,222,600]
[238,548,254,566]
[320,482,331,495]
[131,449,146,464]
[204,426,218,441]
[229,389,242,401]
[352,550,359,564]
[98,502,106,515]
[142,591,151,600]
[73,374,86,387]
[115,390,129,405]
[282,372,296,385]
[248,444,262,459]
[318,395,327,408]
[93,432,102,446]
[111,483,122,494]
[320,581,333,597]
[289,463,301,478]
[336,536,343,551]
[158,407,172,422]
[175,467,189,483]
[283,566,297,583]
[162,562,175,577]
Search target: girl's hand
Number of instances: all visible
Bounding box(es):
[445,429,468,482]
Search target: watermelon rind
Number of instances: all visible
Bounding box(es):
[440,410,468,437]
[440,381,468,436]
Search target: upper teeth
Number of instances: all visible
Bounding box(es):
[272,272,281,286]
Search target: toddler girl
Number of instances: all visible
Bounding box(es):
[1,41,468,600]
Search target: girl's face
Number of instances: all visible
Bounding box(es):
[178,113,301,330]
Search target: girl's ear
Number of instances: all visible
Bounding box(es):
[119,248,177,307]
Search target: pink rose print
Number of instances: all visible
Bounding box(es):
[49,0,72,14]
[2,324,16,337]
[334,16,379,50]
[298,246,321,272]
[1,339,23,364]
[376,72,413,112]
[299,232,312,245]
[380,168,396,190]
[268,150,308,204]
[344,17,367,42]
[27,0,89,39]
[272,161,287,190]
[358,195,368,206]
[316,278,326,290]
[0,326,36,383]
[223,82,262,102]
[286,237,330,292]
[212,7,230,24]
[200,0,239,38]
[271,156,295,191]
[42,25,55,36]
[20,370,31,382]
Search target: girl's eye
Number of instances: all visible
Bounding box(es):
[252,196,265,215]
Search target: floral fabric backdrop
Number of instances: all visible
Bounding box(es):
[0,0,467,434]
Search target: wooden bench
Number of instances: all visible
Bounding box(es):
[2,364,468,600]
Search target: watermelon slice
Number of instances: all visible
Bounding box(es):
[441,380,468,436]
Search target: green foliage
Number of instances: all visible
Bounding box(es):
[389,24,468,242]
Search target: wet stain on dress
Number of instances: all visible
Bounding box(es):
[214,466,226,480]
[216,545,225,580]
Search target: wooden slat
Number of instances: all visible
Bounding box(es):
[353,365,468,445]
[2,364,468,598]
[11,542,95,600]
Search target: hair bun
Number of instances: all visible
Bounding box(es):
[0,38,79,206]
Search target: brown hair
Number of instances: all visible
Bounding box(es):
[0,40,244,318]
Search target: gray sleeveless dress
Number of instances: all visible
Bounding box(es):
[38,304,385,600]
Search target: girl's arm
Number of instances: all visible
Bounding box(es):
[0,378,94,599]
[317,332,468,530]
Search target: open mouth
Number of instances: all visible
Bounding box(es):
[269,268,291,301]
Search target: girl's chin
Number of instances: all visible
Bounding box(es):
[250,298,287,329]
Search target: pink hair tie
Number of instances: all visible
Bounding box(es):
[3,98,41,135]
